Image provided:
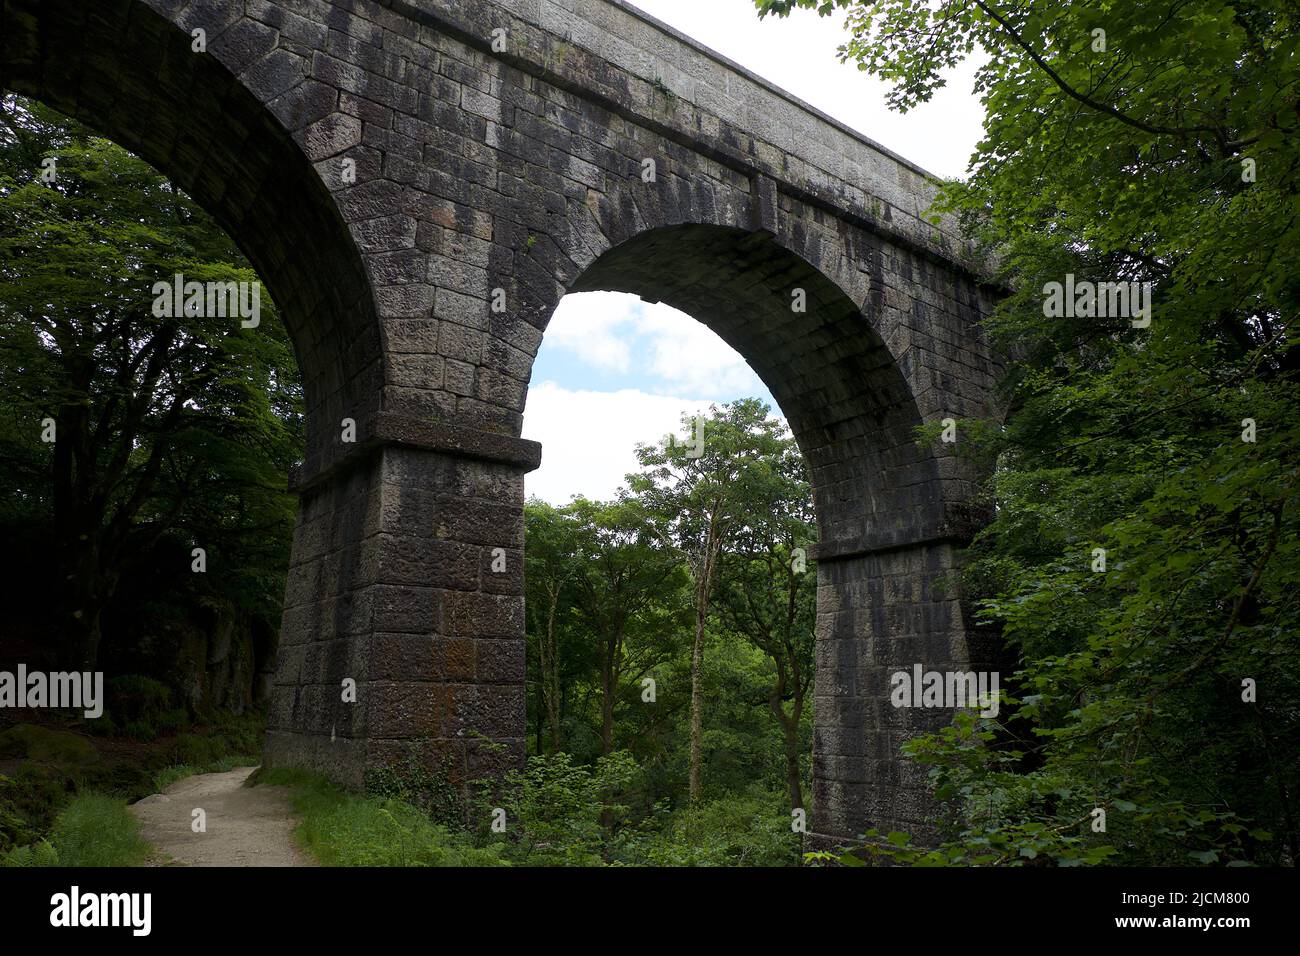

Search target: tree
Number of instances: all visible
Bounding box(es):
[629,399,793,803]
[566,496,689,760]
[0,96,303,672]
[757,0,1300,864]
[524,500,581,753]
[713,433,816,811]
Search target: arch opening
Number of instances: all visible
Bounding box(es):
[515,222,960,849]
[521,284,817,849]
[556,223,940,554]
[1,0,382,460]
[0,93,306,744]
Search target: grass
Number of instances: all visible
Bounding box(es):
[3,754,256,867]
[2,792,149,867]
[1,709,267,864]
[253,767,508,867]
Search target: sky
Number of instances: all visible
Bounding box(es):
[522,0,985,505]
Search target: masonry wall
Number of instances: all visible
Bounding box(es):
[4,0,1002,849]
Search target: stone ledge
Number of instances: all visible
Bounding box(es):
[811,500,992,562]
[290,412,543,493]
[377,0,1001,286]
[810,529,973,563]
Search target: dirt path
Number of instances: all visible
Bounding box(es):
[130,766,316,867]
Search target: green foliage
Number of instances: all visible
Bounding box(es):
[0,771,43,854]
[520,400,816,850]
[171,712,265,763]
[629,399,797,567]
[260,758,802,868]
[487,751,640,865]
[363,747,465,829]
[48,793,151,866]
[628,400,814,803]
[1,839,60,867]
[630,787,802,866]
[0,723,99,766]
[2,793,149,867]
[256,768,507,867]
[122,721,156,743]
[0,94,303,674]
[106,676,173,728]
[760,0,1300,865]
[0,97,295,864]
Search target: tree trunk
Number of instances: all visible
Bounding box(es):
[782,714,804,811]
[545,599,561,753]
[61,536,107,671]
[768,659,805,812]
[538,589,563,754]
[534,689,544,754]
[600,640,616,758]
[688,594,707,803]
[599,632,621,832]
[689,530,723,805]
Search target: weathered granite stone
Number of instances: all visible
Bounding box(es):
[2,0,1003,849]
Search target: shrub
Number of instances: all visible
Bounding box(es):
[482,751,639,866]
[0,724,98,765]
[629,787,802,867]
[122,720,157,743]
[2,793,149,867]
[106,675,173,727]
[1,839,59,867]
[0,766,73,852]
[257,768,506,867]
[363,746,463,828]
[156,709,189,734]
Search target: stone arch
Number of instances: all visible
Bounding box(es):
[560,223,944,556]
[1,0,1005,848]
[0,0,384,461]
[525,216,995,845]
[1,0,392,789]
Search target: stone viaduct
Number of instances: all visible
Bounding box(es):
[2,0,1001,848]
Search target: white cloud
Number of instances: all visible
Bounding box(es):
[542,291,638,372]
[530,296,773,503]
[522,382,714,504]
[633,307,762,396]
[545,292,766,399]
